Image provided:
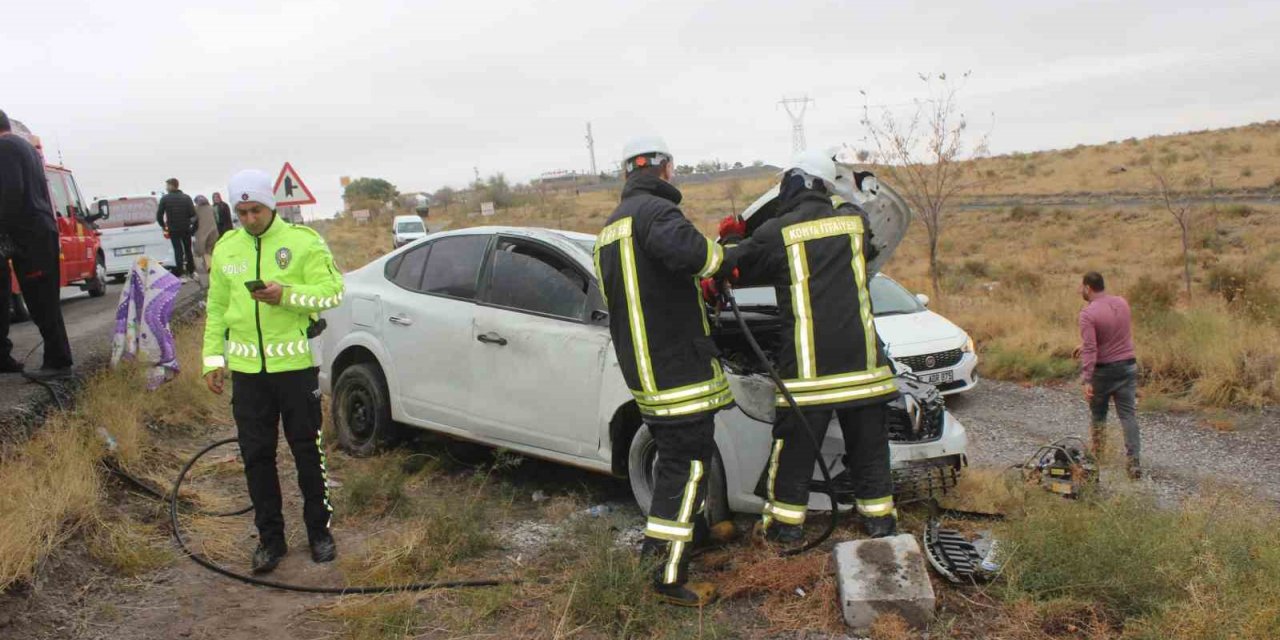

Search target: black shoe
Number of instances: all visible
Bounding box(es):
[863,515,897,539]
[0,357,23,374]
[251,543,288,574]
[310,534,337,563]
[26,366,72,381]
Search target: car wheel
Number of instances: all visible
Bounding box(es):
[332,363,398,456]
[86,253,107,297]
[10,293,30,323]
[627,424,731,524]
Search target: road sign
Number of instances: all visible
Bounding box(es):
[480,201,495,217]
[352,209,371,225]
[274,162,317,206]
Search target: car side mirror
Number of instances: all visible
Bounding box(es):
[89,199,110,223]
[916,293,930,307]
[591,309,609,324]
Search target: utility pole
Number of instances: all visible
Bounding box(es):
[585,122,598,176]
[779,96,814,153]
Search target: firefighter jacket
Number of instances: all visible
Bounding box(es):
[202,214,344,375]
[594,174,733,422]
[723,189,899,409]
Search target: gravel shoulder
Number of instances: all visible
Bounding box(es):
[948,378,1280,504]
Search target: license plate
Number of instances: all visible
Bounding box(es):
[114,246,145,256]
[922,370,954,385]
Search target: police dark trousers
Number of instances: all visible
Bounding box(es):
[0,229,73,369]
[763,404,892,527]
[1089,359,1140,460]
[232,367,331,549]
[644,415,715,585]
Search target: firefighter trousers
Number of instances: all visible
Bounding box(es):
[761,402,894,529]
[642,414,716,586]
[232,367,332,549]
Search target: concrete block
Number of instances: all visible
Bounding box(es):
[833,534,936,632]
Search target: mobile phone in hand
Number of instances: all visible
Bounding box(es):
[244,279,266,292]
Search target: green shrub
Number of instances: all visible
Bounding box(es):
[981,346,1076,381]
[997,492,1280,639]
[1003,266,1045,292]
[1008,205,1043,222]
[1207,262,1280,321]
[1126,275,1176,320]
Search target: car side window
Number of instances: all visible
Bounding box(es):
[421,235,488,299]
[389,244,430,291]
[484,238,588,320]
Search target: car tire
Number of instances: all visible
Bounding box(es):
[627,424,731,525]
[332,363,398,457]
[86,253,107,298]
[10,293,30,323]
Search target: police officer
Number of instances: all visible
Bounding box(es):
[713,150,900,543]
[593,136,731,606]
[202,169,344,573]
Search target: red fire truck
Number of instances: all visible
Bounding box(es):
[6,119,107,322]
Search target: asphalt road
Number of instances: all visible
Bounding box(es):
[0,281,202,440]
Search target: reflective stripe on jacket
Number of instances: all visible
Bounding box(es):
[594,174,732,422]
[723,190,898,409]
[201,214,344,375]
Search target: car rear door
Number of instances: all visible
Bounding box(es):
[378,233,490,431]
[468,235,610,455]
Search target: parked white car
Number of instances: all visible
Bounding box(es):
[391,214,427,249]
[317,226,967,520]
[732,275,977,395]
[94,195,174,280]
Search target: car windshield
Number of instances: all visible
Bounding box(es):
[396,220,424,233]
[735,275,924,316]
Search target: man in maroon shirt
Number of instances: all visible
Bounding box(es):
[1076,271,1141,478]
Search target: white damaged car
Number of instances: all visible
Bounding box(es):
[317,223,967,521]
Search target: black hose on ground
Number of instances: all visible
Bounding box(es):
[168,437,524,593]
[723,290,840,557]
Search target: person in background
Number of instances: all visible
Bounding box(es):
[156,178,197,281]
[212,192,233,237]
[1076,271,1142,479]
[0,108,73,379]
[192,195,219,288]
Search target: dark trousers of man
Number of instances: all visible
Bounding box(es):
[1089,360,1141,462]
[0,230,73,369]
[762,403,894,528]
[644,414,716,586]
[232,367,332,550]
[170,229,195,276]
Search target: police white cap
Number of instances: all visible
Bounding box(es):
[228,169,276,209]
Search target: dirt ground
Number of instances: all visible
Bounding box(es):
[1,375,1274,639]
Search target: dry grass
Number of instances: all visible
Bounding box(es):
[86,515,174,577]
[0,413,102,588]
[312,594,428,640]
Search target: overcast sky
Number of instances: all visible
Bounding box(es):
[4,0,1277,218]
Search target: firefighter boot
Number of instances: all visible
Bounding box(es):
[310,533,337,563]
[753,520,804,545]
[654,580,719,607]
[863,514,897,539]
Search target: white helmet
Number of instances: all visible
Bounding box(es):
[621,135,672,173]
[785,148,840,191]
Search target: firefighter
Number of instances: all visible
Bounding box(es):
[593,135,732,606]
[711,150,900,543]
[202,169,344,573]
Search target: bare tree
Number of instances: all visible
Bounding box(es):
[1149,165,1197,300]
[860,72,991,297]
[724,179,744,214]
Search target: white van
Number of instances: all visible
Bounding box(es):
[391,214,427,248]
[95,195,174,280]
